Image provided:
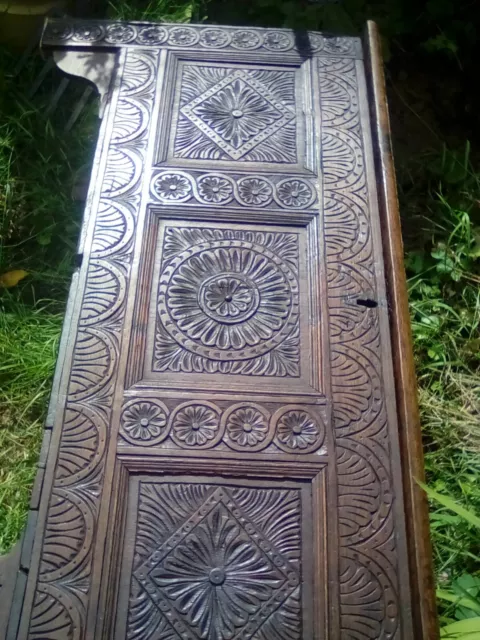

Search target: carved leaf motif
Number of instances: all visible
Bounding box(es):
[28,47,159,640]
[120,52,155,95]
[69,329,114,401]
[80,261,125,326]
[103,148,140,197]
[39,490,92,579]
[91,200,134,257]
[320,56,400,635]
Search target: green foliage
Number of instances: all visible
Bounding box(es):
[0,297,63,553]
[421,483,480,637]
[0,49,98,307]
[405,147,480,629]
[108,0,208,22]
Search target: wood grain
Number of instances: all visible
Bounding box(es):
[364,20,438,640]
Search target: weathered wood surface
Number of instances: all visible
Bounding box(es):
[0,18,436,639]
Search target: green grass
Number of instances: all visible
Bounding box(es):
[0,48,98,553]
[0,298,63,553]
[0,1,479,634]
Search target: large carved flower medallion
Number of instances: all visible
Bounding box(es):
[157,236,299,361]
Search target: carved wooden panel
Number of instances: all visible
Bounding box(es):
[0,17,434,640]
[115,476,317,639]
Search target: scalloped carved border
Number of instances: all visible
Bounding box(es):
[27,49,159,639]
[319,57,402,637]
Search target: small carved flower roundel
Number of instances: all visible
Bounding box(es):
[120,400,169,446]
[275,179,315,209]
[45,24,73,40]
[152,173,192,201]
[224,404,270,450]
[105,24,136,43]
[136,26,167,45]
[200,29,230,48]
[237,177,273,206]
[197,175,233,203]
[231,30,261,49]
[264,31,292,50]
[171,402,221,447]
[274,408,324,452]
[74,25,103,41]
[168,27,198,46]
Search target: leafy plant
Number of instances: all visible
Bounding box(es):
[420,482,480,638]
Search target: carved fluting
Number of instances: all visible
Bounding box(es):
[127,483,302,639]
[28,49,158,639]
[150,170,317,210]
[173,66,297,163]
[43,19,362,58]
[320,57,400,636]
[153,227,300,377]
[28,585,81,640]
[119,399,326,454]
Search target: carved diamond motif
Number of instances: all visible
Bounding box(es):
[132,486,301,639]
[182,72,294,160]
[173,66,297,163]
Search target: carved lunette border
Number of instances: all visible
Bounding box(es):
[320,56,413,637]
[13,49,159,640]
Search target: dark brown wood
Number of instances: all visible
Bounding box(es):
[363,21,439,639]
[0,18,436,639]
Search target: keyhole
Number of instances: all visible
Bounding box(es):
[356,298,378,308]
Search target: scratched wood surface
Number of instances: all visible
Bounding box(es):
[0,19,436,640]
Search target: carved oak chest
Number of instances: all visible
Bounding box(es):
[0,19,437,640]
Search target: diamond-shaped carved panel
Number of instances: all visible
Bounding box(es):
[172,65,298,164]
[126,481,303,639]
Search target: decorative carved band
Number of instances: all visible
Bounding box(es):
[151,171,317,210]
[43,19,363,59]
[118,399,326,454]
[320,56,402,637]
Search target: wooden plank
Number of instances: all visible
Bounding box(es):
[364,20,439,639]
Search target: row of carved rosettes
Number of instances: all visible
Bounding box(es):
[43,20,361,58]
[118,399,326,454]
[150,170,317,210]
[320,57,401,638]
[27,51,158,640]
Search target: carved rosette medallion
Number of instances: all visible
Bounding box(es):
[154,227,300,377]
